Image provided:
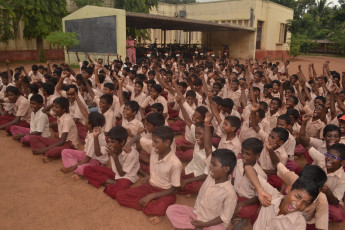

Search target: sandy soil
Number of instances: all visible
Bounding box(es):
[1,55,345,230]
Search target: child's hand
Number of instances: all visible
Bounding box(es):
[118,77,124,85]
[46,60,51,65]
[138,194,155,208]
[265,141,273,152]
[92,126,102,137]
[258,189,272,207]
[191,220,207,228]
[204,112,213,124]
[302,114,312,122]
[251,103,260,112]
[175,95,182,104]
[5,59,10,65]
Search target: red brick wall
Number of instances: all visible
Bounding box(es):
[255,50,290,60]
[0,49,64,61]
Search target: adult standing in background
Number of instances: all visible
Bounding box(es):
[126,35,137,64]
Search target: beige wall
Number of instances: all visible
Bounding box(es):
[62,5,126,65]
[148,0,293,55]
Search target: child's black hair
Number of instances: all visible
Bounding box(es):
[152,126,174,146]
[30,94,44,104]
[147,79,156,86]
[288,96,298,106]
[125,100,139,113]
[88,111,105,128]
[29,83,39,94]
[32,64,38,71]
[148,70,155,76]
[242,138,264,155]
[224,115,241,132]
[108,125,128,143]
[322,124,341,138]
[135,81,144,88]
[100,94,113,105]
[151,103,164,113]
[42,82,55,96]
[299,165,327,190]
[329,143,345,160]
[264,83,273,89]
[194,78,202,86]
[259,101,268,111]
[212,96,223,105]
[186,90,196,98]
[271,97,282,108]
[53,97,69,113]
[66,84,78,94]
[123,91,131,101]
[153,84,163,93]
[212,149,237,175]
[278,114,292,125]
[286,108,299,120]
[177,81,188,89]
[272,80,281,87]
[253,87,260,93]
[195,122,214,135]
[195,106,208,119]
[315,96,326,104]
[5,86,20,95]
[221,98,234,110]
[272,127,289,143]
[146,112,165,127]
[104,82,114,91]
[291,176,319,202]
[213,81,223,89]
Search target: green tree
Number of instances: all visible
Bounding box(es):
[159,0,196,4]
[71,0,104,8]
[0,0,67,61]
[46,31,80,63]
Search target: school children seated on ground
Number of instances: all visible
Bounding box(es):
[1,55,345,228]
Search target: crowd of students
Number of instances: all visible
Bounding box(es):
[0,52,344,230]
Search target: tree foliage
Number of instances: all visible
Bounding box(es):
[158,0,196,4]
[114,0,158,13]
[272,0,345,55]
[71,0,104,8]
[46,31,80,50]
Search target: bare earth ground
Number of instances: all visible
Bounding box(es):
[0,55,345,230]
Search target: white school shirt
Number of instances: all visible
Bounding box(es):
[30,107,50,137]
[84,132,108,164]
[110,147,140,183]
[253,176,306,230]
[28,71,45,83]
[194,174,237,228]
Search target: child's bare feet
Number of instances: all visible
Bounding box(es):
[71,174,80,180]
[60,166,75,174]
[185,193,192,198]
[42,156,52,163]
[149,216,162,225]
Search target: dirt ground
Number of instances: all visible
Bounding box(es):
[1,55,345,230]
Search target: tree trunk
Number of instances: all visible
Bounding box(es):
[36,37,44,62]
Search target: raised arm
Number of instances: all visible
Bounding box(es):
[75,52,81,63]
[176,95,193,128]
[74,89,89,126]
[46,60,53,75]
[5,59,12,84]
[204,112,213,157]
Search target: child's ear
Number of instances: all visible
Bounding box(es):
[163,139,171,148]
[279,139,285,146]
[223,166,231,175]
[120,140,126,147]
[255,154,260,161]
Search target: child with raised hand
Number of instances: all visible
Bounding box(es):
[116,126,182,225]
[167,148,237,230]
[60,111,108,176]
[231,138,266,227]
[29,97,78,163]
[175,93,208,162]
[300,140,345,223]
[250,103,289,189]
[178,112,215,196]
[270,150,329,230]
[245,164,322,230]
[11,94,50,145]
